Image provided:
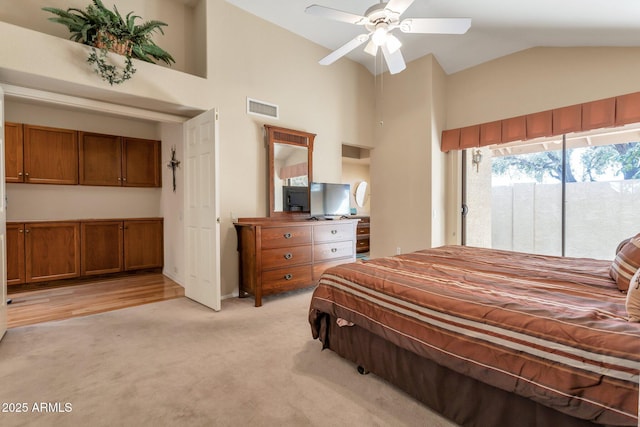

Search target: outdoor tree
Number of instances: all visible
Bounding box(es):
[492,143,640,183]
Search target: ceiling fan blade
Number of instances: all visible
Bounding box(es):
[305,5,367,25]
[385,0,415,16]
[319,34,369,65]
[400,18,471,34]
[381,44,406,74]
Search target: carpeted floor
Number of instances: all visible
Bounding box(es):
[0,289,457,427]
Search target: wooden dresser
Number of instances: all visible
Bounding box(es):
[234,218,359,306]
[355,216,370,253]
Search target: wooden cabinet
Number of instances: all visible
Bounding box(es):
[23,125,79,185]
[6,124,161,188]
[79,132,122,186]
[123,219,164,270]
[25,222,81,283]
[122,137,161,187]
[79,133,161,187]
[355,216,370,254]
[7,222,82,284]
[8,218,163,285]
[235,218,358,307]
[81,220,124,275]
[5,122,24,183]
[6,223,25,285]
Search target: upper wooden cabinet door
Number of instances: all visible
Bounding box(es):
[123,219,164,270]
[79,132,122,186]
[25,221,81,283]
[23,125,78,185]
[5,122,24,183]
[123,138,161,187]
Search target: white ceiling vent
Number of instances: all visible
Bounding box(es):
[247,97,279,119]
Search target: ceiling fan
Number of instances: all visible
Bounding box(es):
[306,0,471,74]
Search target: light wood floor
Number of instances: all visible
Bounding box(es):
[6,273,185,329]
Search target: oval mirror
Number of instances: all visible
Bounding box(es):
[355,181,368,207]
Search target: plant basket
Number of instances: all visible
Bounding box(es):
[95,31,132,56]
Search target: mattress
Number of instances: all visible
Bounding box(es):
[309,246,640,425]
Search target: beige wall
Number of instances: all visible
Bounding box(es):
[206,1,375,297]
[446,47,640,129]
[371,56,437,257]
[341,161,370,216]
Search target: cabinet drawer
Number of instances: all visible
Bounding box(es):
[262,265,313,293]
[261,226,312,249]
[357,226,370,236]
[261,245,312,269]
[314,240,354,261]
[314,223,354,243]
[356,239,370,252]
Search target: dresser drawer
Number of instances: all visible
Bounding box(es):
[314,223,354,243]
[261,245,312,269]
[261,226,312,249]
[262,265,313,293]
[314,240,354,261]
[313,259,354,281]
[356,225,370,236]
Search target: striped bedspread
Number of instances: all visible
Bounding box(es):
[309,245,640,425]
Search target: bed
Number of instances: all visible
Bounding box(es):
[308,245,640,427]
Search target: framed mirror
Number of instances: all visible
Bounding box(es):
[265,125,315,217]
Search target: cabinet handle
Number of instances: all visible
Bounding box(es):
[18,229,23,233]
[331,229,338,234]
[284,253,293,260]
[284,274,293,280]
[117,177,122,181]
[24,172,29,178]
[18,172,22,177]
[122,177,127,182]
[283,233,292,239]
[331,248,337,253]
[25,229,30,234]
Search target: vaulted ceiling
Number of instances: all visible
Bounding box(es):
[225,0,640,75]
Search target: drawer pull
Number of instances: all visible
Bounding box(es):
[284,232,292,239]
[284,274,293,280]
[284,253,293,260]
[331,229,338,234]
[331,248,338,253]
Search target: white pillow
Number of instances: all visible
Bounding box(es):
[625,269,640,322]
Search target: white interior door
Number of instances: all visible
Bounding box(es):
[0,88,7,339]
[184,109,221,311]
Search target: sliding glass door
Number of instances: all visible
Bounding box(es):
[464,125,640,260]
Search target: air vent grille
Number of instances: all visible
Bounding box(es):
[247,98,279,119]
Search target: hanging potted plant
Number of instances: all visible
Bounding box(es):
[43,0,175,85]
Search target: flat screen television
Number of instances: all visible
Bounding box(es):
[310,182,351,219]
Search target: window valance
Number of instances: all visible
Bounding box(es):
[441,91,640,152]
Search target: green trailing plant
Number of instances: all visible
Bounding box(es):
[43,0,175,85]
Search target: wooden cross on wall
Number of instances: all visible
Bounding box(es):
[167,145,181,192]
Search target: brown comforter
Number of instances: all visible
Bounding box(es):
[309,246,640,426]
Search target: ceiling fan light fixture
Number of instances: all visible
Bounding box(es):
[372,25,388,46]
[364,40,378,56]
[386,34,402,53]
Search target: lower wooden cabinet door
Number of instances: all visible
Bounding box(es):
[124,219,163,271]
[6,223,25,285]
[81,221,124,276]
[25,222,81,283]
